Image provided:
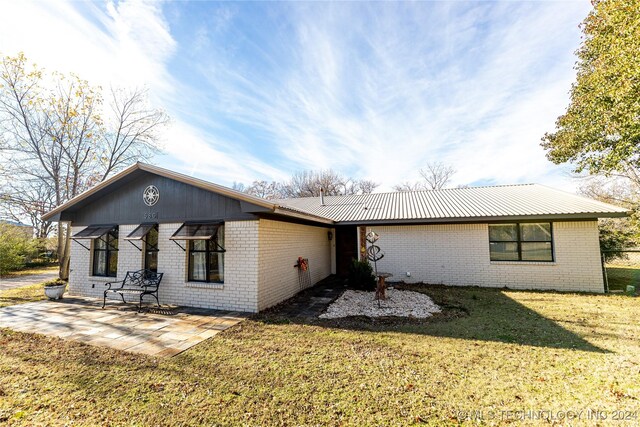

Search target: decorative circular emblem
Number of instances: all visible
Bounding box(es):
[143,185,159,207]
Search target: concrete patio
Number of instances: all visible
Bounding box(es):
[0,297,246,357]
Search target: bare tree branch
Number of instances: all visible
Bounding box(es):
[393,162,457,191]
[0,53,169,279]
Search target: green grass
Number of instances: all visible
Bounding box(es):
[1,285,639,426]
[606,264,640,292]
[0,282,48,308]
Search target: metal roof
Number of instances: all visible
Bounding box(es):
[42,163,628,226]
[275,184,628,224]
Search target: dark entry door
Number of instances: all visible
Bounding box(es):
[335,226,358,277]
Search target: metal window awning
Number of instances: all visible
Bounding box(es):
[125,223,157,240]
[169,221,223,251]
[124,223,157,251]
[71,224,117,251]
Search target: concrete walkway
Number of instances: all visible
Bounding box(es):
[0,271,58,291]
[0,297,246,357]
[273,275,346,318]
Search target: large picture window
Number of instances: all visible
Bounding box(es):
[93,227,119,276]
[188,226,225,282]
[144,225,159,272]
[489,223,553,262]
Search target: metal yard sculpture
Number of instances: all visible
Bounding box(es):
[366,231,391,305]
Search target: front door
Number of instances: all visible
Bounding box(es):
[335,226,358,277]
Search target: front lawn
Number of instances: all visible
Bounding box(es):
[1,285,639,426]
[0,282,47,308]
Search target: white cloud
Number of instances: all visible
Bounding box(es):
[103,0,176,95]
[158,121,289,184]
[173,1,591,190]
[0,0,282,187]
[0,1,593,192]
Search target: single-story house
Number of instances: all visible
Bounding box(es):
[42,162,628,313]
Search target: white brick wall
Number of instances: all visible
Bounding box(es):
[69,226,107,298]
[69,218,597,312]
[367,221,604,293]
[69,221,261,312]
[257,220,333,310]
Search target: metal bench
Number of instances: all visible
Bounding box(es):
[101,269,163,311]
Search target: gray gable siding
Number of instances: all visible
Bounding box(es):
[62,171,261,225]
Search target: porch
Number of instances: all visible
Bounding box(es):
[0,297,246,357]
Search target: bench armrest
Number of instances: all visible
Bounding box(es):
[103,279,124,291]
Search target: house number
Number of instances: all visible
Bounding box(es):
[144,212,158,220]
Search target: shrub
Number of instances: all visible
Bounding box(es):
[43,278,67,287]
[347,259,377,291]
[0,223,37,275]
[599,218,638,262]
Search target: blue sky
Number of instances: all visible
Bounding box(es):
[0,1,592,191]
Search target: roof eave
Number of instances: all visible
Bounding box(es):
[334,211,629,226]
[273,207,335,225]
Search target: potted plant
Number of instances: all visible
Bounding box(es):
[44,278,67,300]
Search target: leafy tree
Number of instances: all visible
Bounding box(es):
[393,161,456,191]
[542,0,640,256]
[542,0,640,178]
[0,53,168,279]
[0,222,36,274]
[598,218,638,261]
[578,176,639,259]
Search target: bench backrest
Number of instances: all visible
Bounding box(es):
[122,269,163,289]
[142,270,163,289]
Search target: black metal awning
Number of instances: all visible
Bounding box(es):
[170,222,222,240]
[71,224,117,251]
[124,223,158,251]
[124,223,157,240]
[169,222,223,251]
[72,224,117,239]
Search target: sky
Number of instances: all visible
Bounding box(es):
[0,0,592,192]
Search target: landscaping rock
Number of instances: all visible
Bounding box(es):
[319,289,441,319]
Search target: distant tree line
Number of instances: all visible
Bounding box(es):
[234,161,459,200]
[233,169,379,199]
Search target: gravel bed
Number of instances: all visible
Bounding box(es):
[319,289,442,319]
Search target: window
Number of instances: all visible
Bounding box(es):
[144,225,159,272]
[124,223,159,272]
[188,225,225,282]
[489,223,553,262]
[93,227,119,276]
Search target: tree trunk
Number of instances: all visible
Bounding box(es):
[58,222,71,280]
